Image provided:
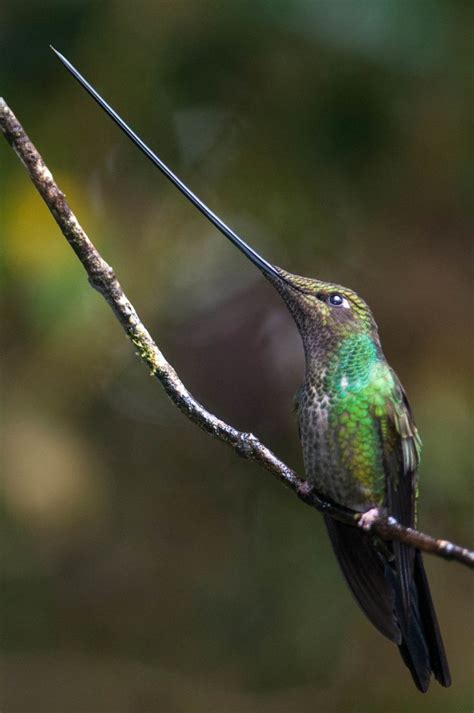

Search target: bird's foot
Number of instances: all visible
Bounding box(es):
[359,507,382,531]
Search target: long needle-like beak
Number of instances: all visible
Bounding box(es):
[51,46,283,282]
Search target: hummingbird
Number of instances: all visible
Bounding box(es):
[52,48,451,692]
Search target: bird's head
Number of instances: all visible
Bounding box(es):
[265,267,378,353]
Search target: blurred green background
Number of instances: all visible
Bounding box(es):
[1,1,472,711]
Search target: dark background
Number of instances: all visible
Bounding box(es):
[1,2,472,711]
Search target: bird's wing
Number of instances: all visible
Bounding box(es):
[379,370,421,523]
[374,369,422,623]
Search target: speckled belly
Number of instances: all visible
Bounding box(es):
[297,381,386,512]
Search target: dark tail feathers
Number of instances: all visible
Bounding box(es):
[325,517,451,692]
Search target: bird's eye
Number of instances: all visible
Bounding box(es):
[315,292,350,309]
[329,293,344,306]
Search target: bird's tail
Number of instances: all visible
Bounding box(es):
[324,517,451,692]
[400,551,451,690]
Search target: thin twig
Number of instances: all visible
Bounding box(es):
[1,97,472,569]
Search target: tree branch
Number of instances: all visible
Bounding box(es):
[1,97,472,569]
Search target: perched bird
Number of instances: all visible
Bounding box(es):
[52,48,451,692]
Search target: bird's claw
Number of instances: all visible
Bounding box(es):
[359,507,381,531]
